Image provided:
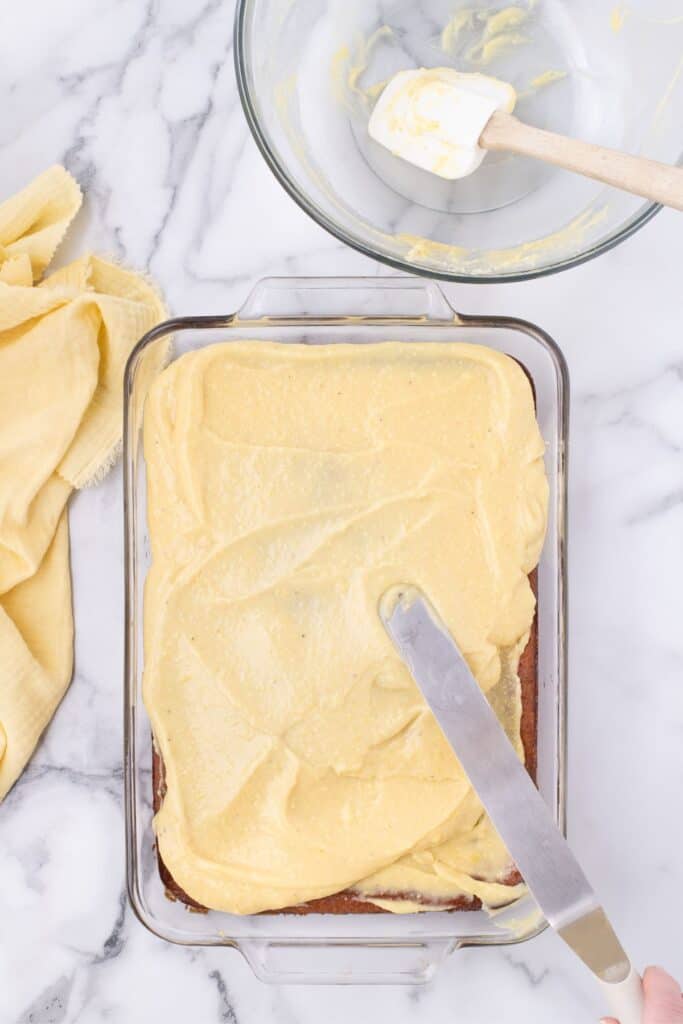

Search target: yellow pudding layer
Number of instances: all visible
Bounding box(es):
[143,341,548,915]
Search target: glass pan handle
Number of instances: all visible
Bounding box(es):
[235,276,459,323]
[239,938,455,985]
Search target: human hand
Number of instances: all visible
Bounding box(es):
[603,967,683,1024]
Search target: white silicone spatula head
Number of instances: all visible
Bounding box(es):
[370,67,683,212]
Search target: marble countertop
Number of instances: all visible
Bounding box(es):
[2,2,683,1022]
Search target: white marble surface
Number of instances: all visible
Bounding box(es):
[2,2,683,1022]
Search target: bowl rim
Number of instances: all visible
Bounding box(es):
[233,0,663,284]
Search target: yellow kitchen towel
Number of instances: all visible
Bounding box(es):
[0,166,166,800]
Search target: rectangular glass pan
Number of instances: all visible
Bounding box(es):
[124,276,568,986]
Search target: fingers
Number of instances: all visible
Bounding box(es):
[600,1018,619,1024]
[643,966,683,1024]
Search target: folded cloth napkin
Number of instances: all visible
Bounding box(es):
[0,166,166,800]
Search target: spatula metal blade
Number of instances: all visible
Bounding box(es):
[381,588,631,985]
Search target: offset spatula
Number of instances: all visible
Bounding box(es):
[381,588,643,1024]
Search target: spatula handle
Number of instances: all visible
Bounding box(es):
[481,111,683,212]
[599,966,644,1024]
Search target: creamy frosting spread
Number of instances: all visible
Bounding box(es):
[143,341,548,915]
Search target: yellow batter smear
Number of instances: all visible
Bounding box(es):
[331,26,393,111]
[144,341,548,915]
[529,69,567,91]
[396,203,609,275]
[516,69,568,102]
[611,3,683,30]
[463,4,534,65]
[441,9,477,54]
[397,235,469,266]
[482,5,528,39]
[468,32,530,65]
[610,6,626,33]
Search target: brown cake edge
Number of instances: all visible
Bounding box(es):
[151,570,538,916]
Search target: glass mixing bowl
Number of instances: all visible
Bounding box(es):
[235,0,683,282]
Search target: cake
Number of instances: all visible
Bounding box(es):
[143,341,548,915]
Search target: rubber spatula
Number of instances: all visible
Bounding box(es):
[481,109,683,212]
[381,587,644,1024]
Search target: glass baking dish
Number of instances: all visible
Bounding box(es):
[123,276,568,985]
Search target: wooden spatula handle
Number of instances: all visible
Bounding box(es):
[481,110,683,212]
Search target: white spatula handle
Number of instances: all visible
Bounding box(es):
[600,966,645,1024]
[481,111,683,212]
